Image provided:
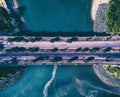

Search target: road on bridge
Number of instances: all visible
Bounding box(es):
[3,41,120,49]
[0,52,120,58]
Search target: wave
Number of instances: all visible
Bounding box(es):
[54,79,98,97]
[55,83,74,97]
[53,78,120,97]
[76,79,98,97]
[75,79,120,96]
[43,65,58,97]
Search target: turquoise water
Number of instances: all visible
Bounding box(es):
[0,65,120,97]
[17,0,93,32]
[1,1,119,96]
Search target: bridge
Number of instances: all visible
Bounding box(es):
[0,36,120,65]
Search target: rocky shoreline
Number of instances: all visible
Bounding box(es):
[94,3,108,32]
[91,0,109,32]
[0,67,26,91]
[93,64,120,87]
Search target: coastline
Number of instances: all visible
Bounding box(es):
[0,67,26,91]
[91,0,109,32]
[12,0,109,21]
[13,0,19,8]
[0,0,8,10]
[93,64,120,88]
[13,0,25,22]
[91,0,99,21]
[4,0,111,36]
[91,0,109,20]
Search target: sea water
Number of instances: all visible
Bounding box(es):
[17,0,93,32]
[1,0,119,97]
[0,65,120,97]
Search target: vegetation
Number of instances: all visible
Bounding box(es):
[28,38,36,42]
[0,6,11,31]
[60,48,68,52]
[0,43,4,51]
[105,0,120,34]
[7,37,27,42]
[28,47,39,52]
[51,48,58,52]
[68,56,78,62]
[4,46,114,53]
[33,56,47,62]
[6,47,39,53]
[105,57,112,61]
[84,57,94,62]
[6,47,26,53]
[75,48,81,52]
[90,47,100,52]
[51,56,62,62]
[0,66,25,80]
[103,47,112,53]
[75,48,90,52]
[105,65,120,79]
[7,37,42,42]
[82,48,89,52]
[66,37,78,43]
[50,37,60,42]
[11,57,18,64]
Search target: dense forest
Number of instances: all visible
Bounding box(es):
[0,6,11,31]
[105,0,120,35]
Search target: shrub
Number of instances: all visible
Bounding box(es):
[52,56,62,62]
[51,48,58,52]
[50,37,60,42]
[90,47,100,52]
[68,56,78,62]
[28,47,39,52]
[75,48,81,52]
[6,47,26,53]
[66,37,78,43]
[84,57,94,62]
[103,47,112,52]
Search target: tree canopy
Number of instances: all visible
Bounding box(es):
[0,6,11,31]
[105,0,120,35]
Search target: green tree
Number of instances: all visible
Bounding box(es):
[52,56,62,62]
[0,6,11,31]
[105,0,120,34]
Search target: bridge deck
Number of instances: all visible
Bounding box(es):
[0,36,120,65]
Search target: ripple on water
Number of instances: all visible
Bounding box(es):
[0,66,120,97]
